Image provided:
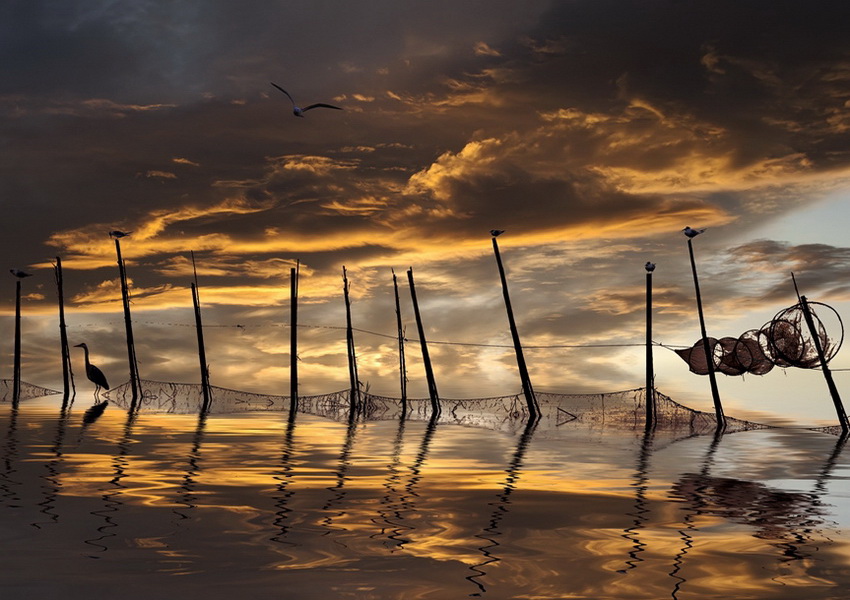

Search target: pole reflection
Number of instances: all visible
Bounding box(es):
[172,412,208,522]
[370,416,409,550]
[0,403,21,509]
[32,407,72,529]
[617,427,656,575]
[270,411,298,545]
[319,411,360,540]
[466,418,538,597]
[396,413,439,551]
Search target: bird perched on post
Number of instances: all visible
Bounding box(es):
[74,343,110,399]
[645,261,656,272]
[9,269,32,278]
[682,226,706,238]
[490,229,505,237]
[109,230,131,238]
[270,83,343,117]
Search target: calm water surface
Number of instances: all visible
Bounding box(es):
[2,397,850,599]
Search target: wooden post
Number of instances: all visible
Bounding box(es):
[491,236,538,421]
[800,295,848,433]
[12,279,21,403]
[392,269,408,418]
[645,265,656,429]
[191,283,212,413]
[342,266,360,410]
[687,238,725,429]
[54,257,75,408]
[290,262,299,413]
[115,238,141,408]
[407,268,440,417]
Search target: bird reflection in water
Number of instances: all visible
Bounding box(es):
[466,418,538,597]
[84,411,136,556]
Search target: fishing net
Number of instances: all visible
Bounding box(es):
[105,379,766,436]
[0,379,60,402]
[676,301,843,376]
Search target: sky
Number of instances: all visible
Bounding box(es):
[2,0,850,425]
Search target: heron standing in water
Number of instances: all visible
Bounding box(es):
[74,343,110,399]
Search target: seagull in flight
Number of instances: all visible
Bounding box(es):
[109,230,131,238]
[490,229,505,237]
[682,226,706,238]
[270,83,343,117]
[645,261,656,272]
[9,269,32,278]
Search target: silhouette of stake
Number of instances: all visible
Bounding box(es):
[12,279,21,404]
[645,268,656,429]
[687,238,725,429]
[54,257,75,408]
[342,266,360,410]
[392,269,408,418]
[492,237,539,421]
[115,238,141,408]
[800,295,848,433]
[407,268,440,418]
[290,263,299,413]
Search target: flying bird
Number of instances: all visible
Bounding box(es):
[645,261,656,272]
[74,343,110,399]
[682,226,706,238]
[109,230,131,238]
[270,82,343,117]
[9,269,32,278]
[490,229,505,237]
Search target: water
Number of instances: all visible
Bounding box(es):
[1,397,849,599]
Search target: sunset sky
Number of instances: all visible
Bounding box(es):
[2,0,850,424]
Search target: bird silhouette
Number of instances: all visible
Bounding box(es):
[682,226,706,238]
[645,261,656,272]
[490,229,505,237]
[74,343,110,399]
[9,269,32,278]
[270,83,343,117]
[109,230,131,238]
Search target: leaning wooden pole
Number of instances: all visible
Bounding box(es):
[645,264,656,429]
[800,295,849,434]
[687,238,725,429]
[54,257,75,407]
[12,279,22,403]
[342,266,360,410]
[290,262,299,413]
[191,283,212,414]
[407,268,440,417]
[491,236,539,421]
[115,238,141,408]
[392,269,408,417]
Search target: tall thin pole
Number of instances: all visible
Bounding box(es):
[54,257,75,407]
[342,266,359,410]
[800,295,848,433]
[492,236,538,421]
[407,268,440,417]
[12,279,21,403]
[392,269,408,417]
[687,238,724,428]
[645,264,656,429]
[115,237,141,408]
[290,261,299,413]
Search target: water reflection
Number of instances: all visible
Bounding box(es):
[31,407,71,529]
[467,418,538,597]
[84,411,135,556]
[173,413,208,522]
[370,416,408,550]
[0,404,20,508]
[618,427,655,574]
[270,411,298,545]
[320,411,359,540]
[398,413,439,551]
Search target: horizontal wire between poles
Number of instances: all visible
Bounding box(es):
[68,319,687,350]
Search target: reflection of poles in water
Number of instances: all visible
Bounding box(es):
[54,257,76,408]
[407,268,440,418]
[371,415,409,549]
[271,411,298,545]
[395,412,439,550]
[32,407,72,529]
[320,411,359,537]
[173,412,208,522]
[0,404,21,508]
[84,410,136,555]
[618,427,656,574]
[466,418,538,597]
[668,429,723,600]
